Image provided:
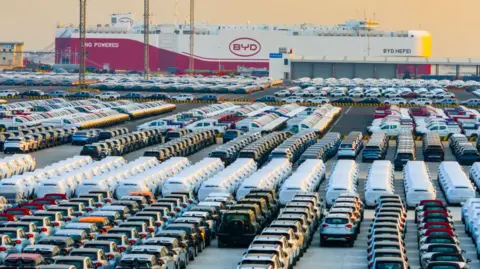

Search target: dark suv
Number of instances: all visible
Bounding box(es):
[217,210,260,247]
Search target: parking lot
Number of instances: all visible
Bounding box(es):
[0,84,479,268]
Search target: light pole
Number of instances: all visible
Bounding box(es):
[217,46,221,72]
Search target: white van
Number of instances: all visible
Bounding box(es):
[325,160,359,206]
[364,161,395,207]
[76,179,111,197]
[403,161,436,207]
[36,179,72,199]
[115,179,150,198]
[438,161,476,204]
[279,159,326,205]
[197,158,257,201]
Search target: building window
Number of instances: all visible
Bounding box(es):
[284,59,289,65]
[2,57,5,61]
[9,49,12,52]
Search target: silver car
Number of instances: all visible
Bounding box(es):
[319,213,357,247]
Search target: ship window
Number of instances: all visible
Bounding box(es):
[111,17,117,24]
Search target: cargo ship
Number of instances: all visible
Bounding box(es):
[55,13,432,73]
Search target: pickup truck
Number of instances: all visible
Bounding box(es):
[458,121,480,137]
[368,121,413,136]
[185,119,228,134]
[136,119,184,132]
[415,121,462,137]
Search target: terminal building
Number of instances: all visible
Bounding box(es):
[269,52,480,81]
[0,42,24,69]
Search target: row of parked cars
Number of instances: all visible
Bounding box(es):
[393,133,416,171]
[367,195,407,269]
[3,126,78,154]
[462,198,480,259]
[237,191,322,269]
[0,154,36,181]
[268,131,317,164]
[297,132,341,166]
[319,193,364,247]
[209,132,262,166]
[423,133,445,162]
[72,128,129,146]
[144,130,217,162]
[361,133,389,162]
[337,131,364,159]
[80,129,164,160]
[416,200,472,269]
[449,134,480,165]
[238,132,291,167]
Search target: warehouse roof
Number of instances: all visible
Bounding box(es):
[291,56,480,65]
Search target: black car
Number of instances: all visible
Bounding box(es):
[21,90,45,97]
[217,210,261,247]
[331,97,355,103]
[68,92,93,98]
[196,95,218,102]
[80,144,107,160]
[147,93,170,100]
[358,97,381,104]
[121,93,144,99]
[255,96,276,102]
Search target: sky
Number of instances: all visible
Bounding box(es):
[1,0,478,57]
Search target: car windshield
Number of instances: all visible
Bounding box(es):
[100,237,122,245]
[55,260,83,268]
[428,238,453,244]
[325,218,348,224]
[224,214,249,222]
[0,231,16,238]
[430,247,455,252]
[4,259,37,266]
[85,244,109,253]
[119,260,152,268]
[375,261,403,269]
[72,252,97,260]
[434,255,461,262]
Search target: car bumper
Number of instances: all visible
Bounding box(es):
[320,233,354,242]
[217,233,256,246]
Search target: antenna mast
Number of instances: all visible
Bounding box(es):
[79,0,87,88]
[189,0,195,75]
[144,0,150,79]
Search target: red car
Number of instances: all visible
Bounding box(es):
[421,222,455,231]
[44,193,68,201]
[31,198,57,206]
[420,228,457,238]
[401,92,419,98]
[4,207,31,216]
[0,213,18,223]
[18,203,46,213]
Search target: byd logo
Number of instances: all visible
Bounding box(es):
[229,38,261,57]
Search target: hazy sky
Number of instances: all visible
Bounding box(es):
[1,0,478,57]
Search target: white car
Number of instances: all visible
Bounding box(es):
[171,94,194,101]
[365,91,382,97]
[306,97,330,104]
[420,92,436,98]
[95,92,120,99]
[408,98,432,105]
[383,91,400,98]
[281,96,304,103]
[274,90,291,97]
[0,90,19,97]
[347,90,364,98]
[436,92,455,99]
[329,90,346,97]
[384,97,406,105]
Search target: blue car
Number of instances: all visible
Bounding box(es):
[255,96,277,102]
[72,131,98,145]
[196,95,218,102]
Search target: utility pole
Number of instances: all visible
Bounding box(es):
[189,0,195,76]
[144,0,150,80]
[79,0,87,88]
